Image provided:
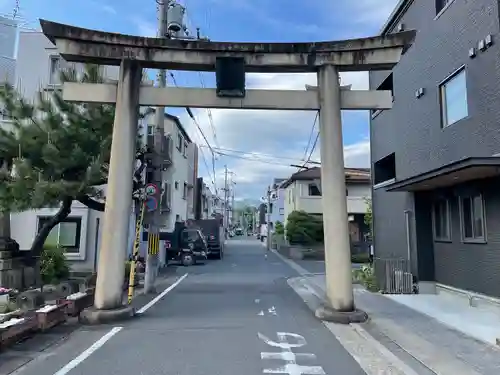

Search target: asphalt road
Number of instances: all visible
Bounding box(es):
[9,238,366,375]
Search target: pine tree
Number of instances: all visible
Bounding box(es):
[0,64,146,256]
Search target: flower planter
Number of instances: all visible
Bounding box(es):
[59,291,94,317]
[0,313,38,350]
[36,305,67,331]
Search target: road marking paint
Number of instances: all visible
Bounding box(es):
[261,352,317,360]
[268,306,277,315]
[255,299,261,303]
[263,364,325,375]
[136,273,188,314]
[259,332,325,375]
[53,327,123,375]
[258,310,265,316]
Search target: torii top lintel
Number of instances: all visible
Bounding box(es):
[39,19,416,74]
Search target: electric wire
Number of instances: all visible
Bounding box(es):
[199,145,320,165]
[168,70,218,190]
[298,112,320,171]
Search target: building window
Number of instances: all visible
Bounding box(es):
[308,183,321,196]
[436,0,452,14]
[49,56,62,85]
[183,141,188,157]
[37,216,82,253]
[371,73,394,118]
[432,199,450,241]
[374,152,396,186]
[183,182,188,199]
[177,133,183,151]
[460,194,486,242]
[175,181,179,189]
[147,125,154,135]
[440,68,468,127]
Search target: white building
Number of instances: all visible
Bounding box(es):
[142,110,197,230]
[281,167,372,246]
[7,31,198,272]
[0,16,17,89]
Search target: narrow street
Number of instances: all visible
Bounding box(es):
[10,238,366,375]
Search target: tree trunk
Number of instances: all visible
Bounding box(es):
[77,194,105,212]
[30,196,73,256]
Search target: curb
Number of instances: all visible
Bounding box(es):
[286,276,419,375]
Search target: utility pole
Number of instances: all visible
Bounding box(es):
[144,0,168,293]
[266,185,272,252]
[231,180,235,226]
[223,165,228,237]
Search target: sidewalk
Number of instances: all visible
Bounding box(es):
[288,274,500,375]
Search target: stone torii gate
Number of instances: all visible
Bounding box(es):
[40,20,415,323]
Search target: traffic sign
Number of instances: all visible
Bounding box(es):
[145,196,158,212]
[145,183,158,196]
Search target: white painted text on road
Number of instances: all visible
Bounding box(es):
[258,332,325,375]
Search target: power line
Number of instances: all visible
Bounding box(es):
[299,112,320,171]
[197,72,219,148]
[302,112,318,160]
[213,150,304,167]
[199,145,320,165]
[168,70,218,189]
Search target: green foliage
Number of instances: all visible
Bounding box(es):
[364,198,372,230]
[274,221,284,235]
[0,64,114,212]
[352,265,378,292]
[40,245,70,284]
[285,210,323,245]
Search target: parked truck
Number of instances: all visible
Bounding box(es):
[144,222,208,266]
[186,219,225,259]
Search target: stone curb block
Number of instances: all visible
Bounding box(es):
[36,304,67,332]
[0,314,38,350]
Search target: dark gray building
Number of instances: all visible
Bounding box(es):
[370,0,500,297]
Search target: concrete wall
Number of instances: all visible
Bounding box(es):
[369,0,500,292]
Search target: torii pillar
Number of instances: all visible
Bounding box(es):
[39,19,415,324]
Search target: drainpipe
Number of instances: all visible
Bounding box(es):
[404,209,412,267]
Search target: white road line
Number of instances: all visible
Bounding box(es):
[136,272,188,314]
[53,327,123,375]
[49,273,188,375]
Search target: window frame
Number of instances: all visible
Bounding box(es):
[37,216,83,255]
[439,66,468,128]
[308,183,321,197]
[48,55,62,85]
[177,133,183,151]
[459,193,487,243]
[431,199,451,242]
[435,0,455,18]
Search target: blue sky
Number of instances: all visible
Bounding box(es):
[0,0,399,201]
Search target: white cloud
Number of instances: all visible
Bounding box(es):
[101,5,117,15]
[352,0,400,28]
[132,18,156,37]
[178,71,371,199]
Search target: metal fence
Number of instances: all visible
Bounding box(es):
[374,257,414,294]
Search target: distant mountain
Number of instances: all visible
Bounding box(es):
[234,198,261,209]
